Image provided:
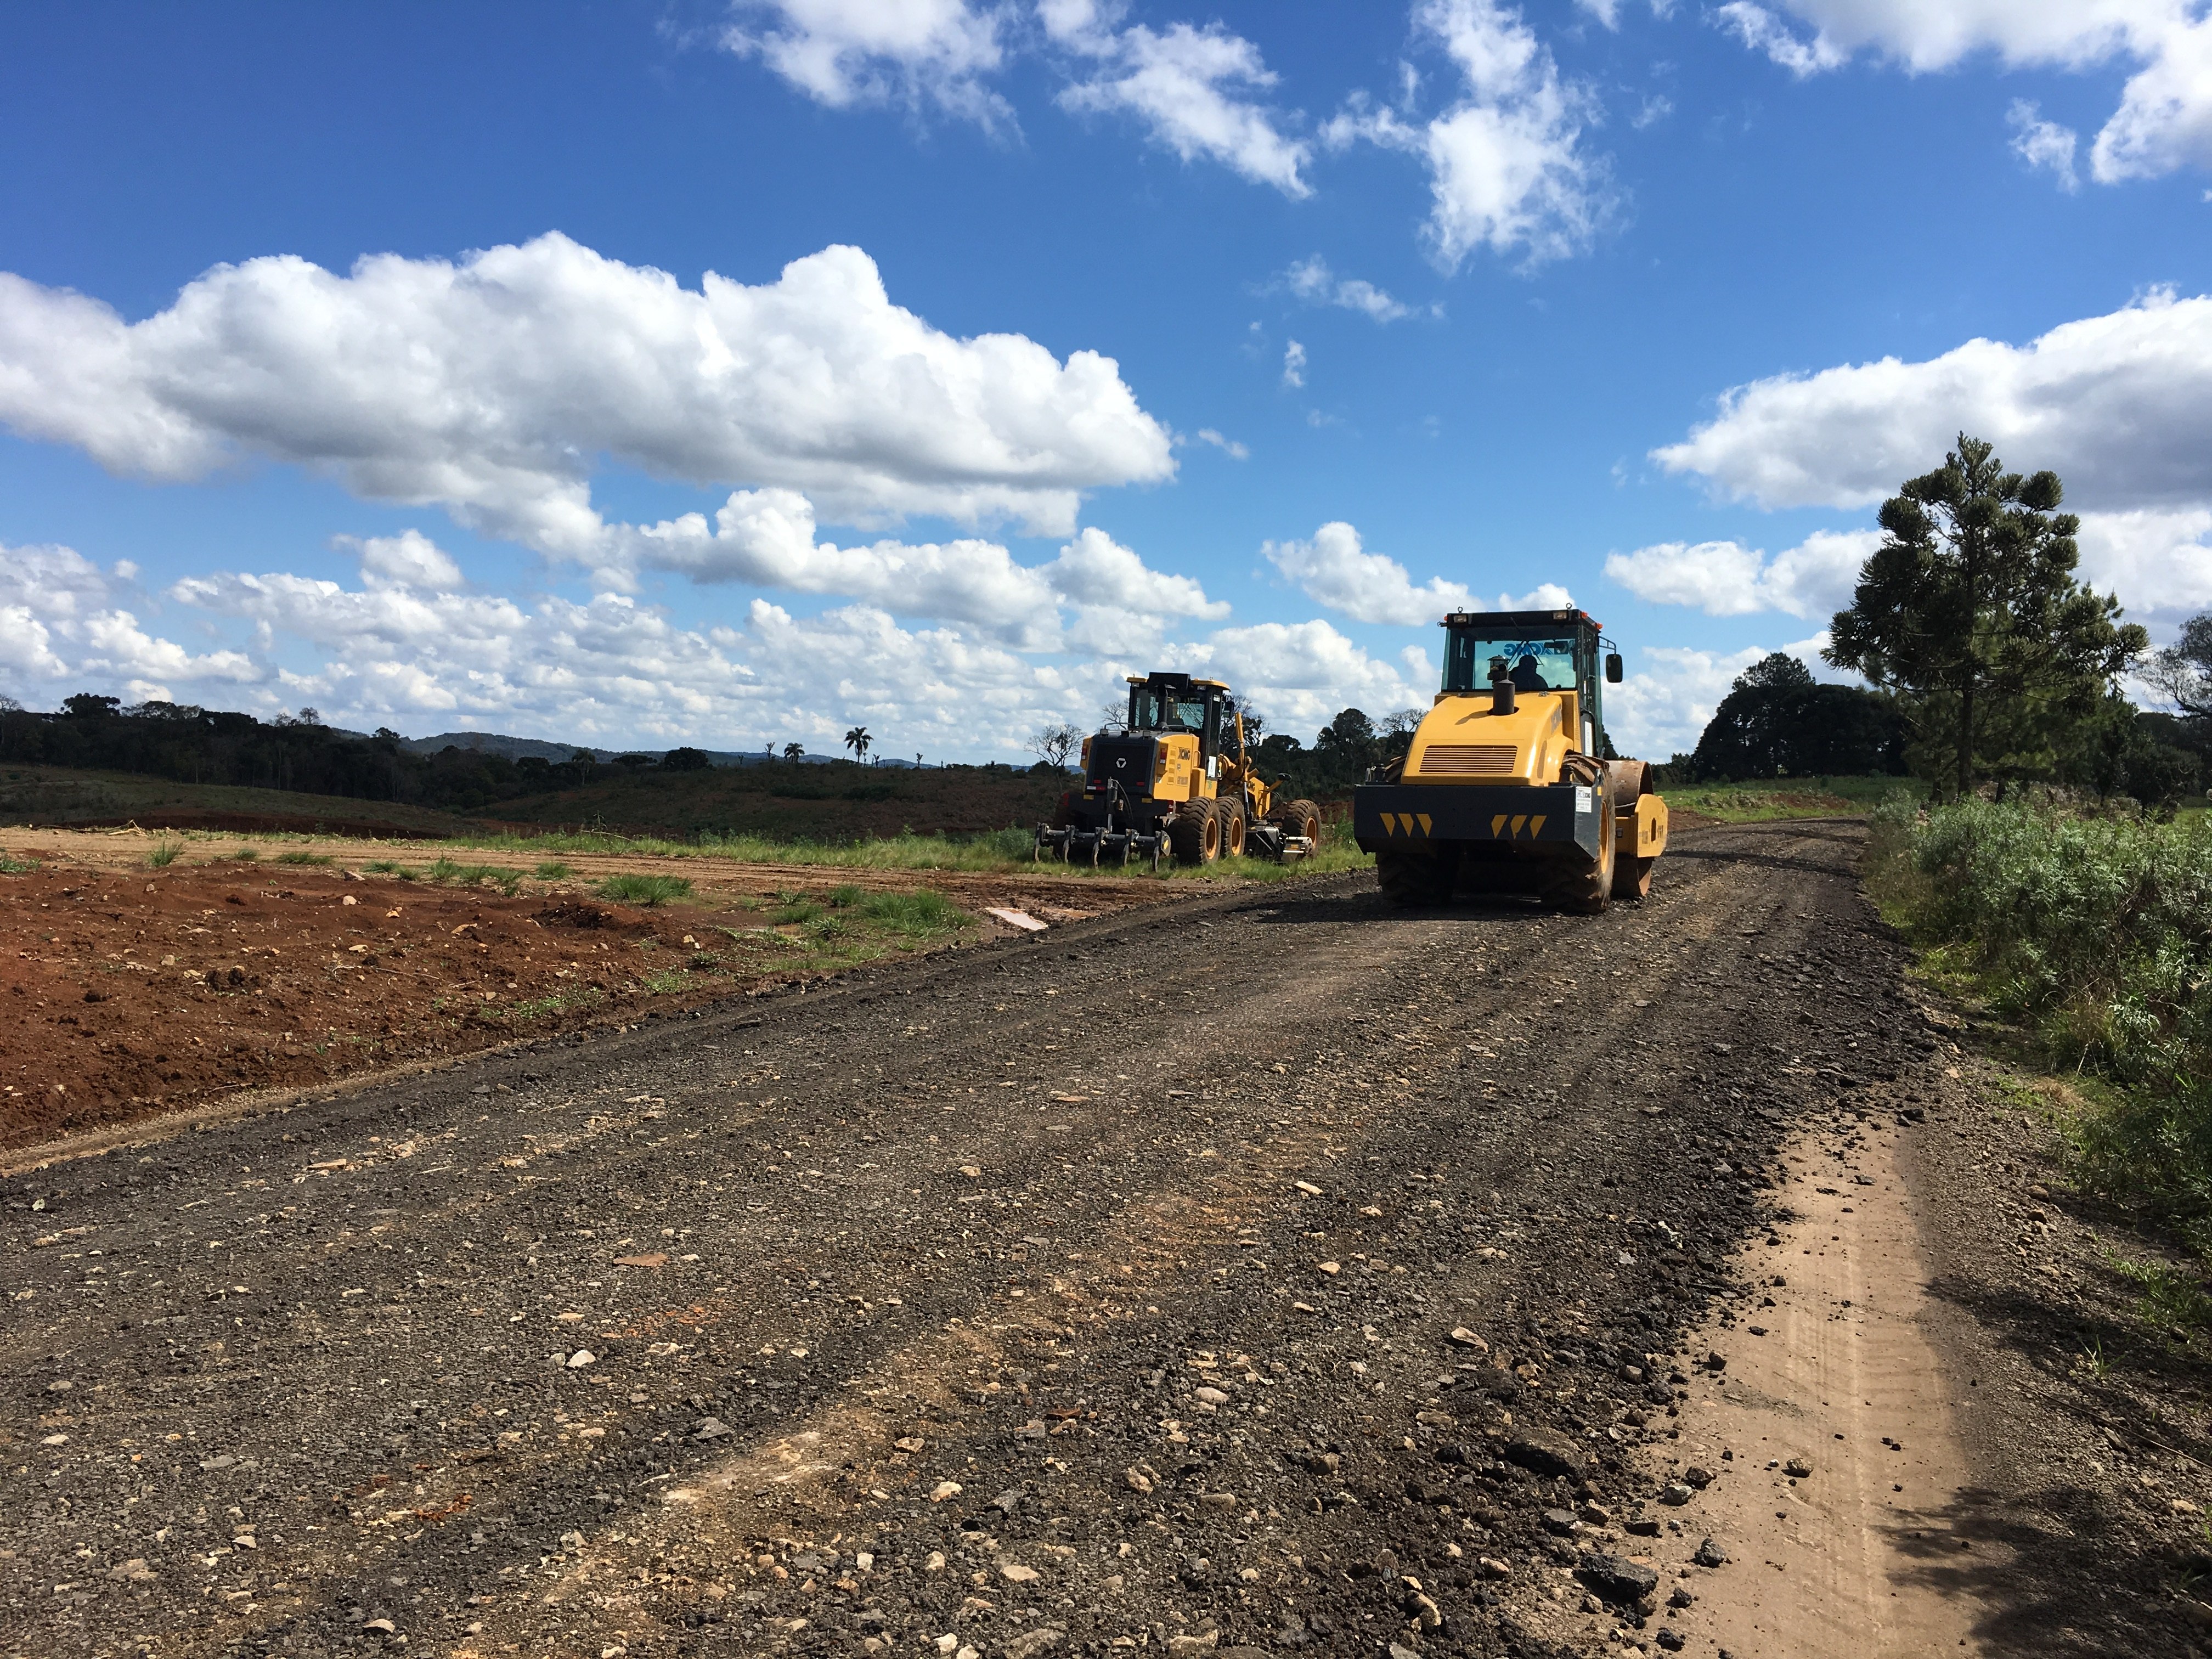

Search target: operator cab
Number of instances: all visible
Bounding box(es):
[1126,671,1231,760]
[1440,608,1624,758]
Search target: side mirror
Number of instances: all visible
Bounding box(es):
[1605,652,1624,684]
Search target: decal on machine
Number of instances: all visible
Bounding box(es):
[1377,812,1435,836]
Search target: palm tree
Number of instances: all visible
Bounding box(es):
[783,742,805,759]
[845,725,871,763]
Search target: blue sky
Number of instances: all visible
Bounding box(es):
[3,0,2210,761]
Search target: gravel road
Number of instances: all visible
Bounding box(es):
[1,819,1944,1659]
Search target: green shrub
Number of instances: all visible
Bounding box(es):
[1893,797,2212,1228]
[363,859,402,873]
[0,853,36,875]
[768,898,822,925]
[534,861,572,879]
[146,840,183,868]
[860,888,968,936]
[275,850,332,866]
[228,847,260,861]
[597,872,693,906]
[829,883,865,909]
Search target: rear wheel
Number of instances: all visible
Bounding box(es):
[1218,797,1248,858]
[1169,800,1221,865]
[1376,844,1458,907]
[1276,798,1323,851]
[1544,793,1616,914]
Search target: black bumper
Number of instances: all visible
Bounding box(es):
[1352,782,1602,859]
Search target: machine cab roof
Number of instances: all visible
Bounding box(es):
[1439,608,1615,753]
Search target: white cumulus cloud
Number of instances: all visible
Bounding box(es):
[1712,0,2212,186]
[0,543,256,705]
[0,234,1175,560]
[1652,288,2212,515]
[1046,1,1312,196]
[623,490,1223,647]
[1327,0,1617,268]
[720,0,1013,124]
[1282,339,1307,390]
[1263,521,1476,627]
[1282,256,1426,323]
[1605,529,1880,619]
[1173,619,1436,731]
[2008,99,2081,190]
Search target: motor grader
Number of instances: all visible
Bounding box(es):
[1351,607,1668,912]
[1036,671,1323,868]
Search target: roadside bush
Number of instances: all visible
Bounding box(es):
[597,872,693,906]
[1891,797,2212,1228]
[860,888,967,937]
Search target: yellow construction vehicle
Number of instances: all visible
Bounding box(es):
[1036,671,1323,868]
[1352,607,1668,912]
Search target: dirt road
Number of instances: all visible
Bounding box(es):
[2,821,1981,1659]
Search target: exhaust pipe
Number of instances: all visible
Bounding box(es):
[1488,657,1516,715]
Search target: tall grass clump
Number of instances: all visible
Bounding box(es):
[1888,796,2212,1229]
[597,872,693,906]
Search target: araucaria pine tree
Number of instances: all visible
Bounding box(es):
[1825,434,2147,798]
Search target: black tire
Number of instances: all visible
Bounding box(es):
[1543,792,1616,914]
[1218,797,1248,859]
[1376,844,1458,907]
[1276,797,1323,849]
[1169,800,1220,865]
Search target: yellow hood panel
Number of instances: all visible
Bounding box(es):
[1404,692,1578,784]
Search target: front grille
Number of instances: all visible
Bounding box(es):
[1415,743,1517,776]
[1087,733,1159,789]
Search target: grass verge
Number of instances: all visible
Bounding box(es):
[1660,775,1922,822]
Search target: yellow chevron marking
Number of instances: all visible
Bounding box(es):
[1528,815,1546,838]
[1510,815,1527,837]
[1380,812,1398,834]
[1491,814,1509,837]
[1415,813,1432,835]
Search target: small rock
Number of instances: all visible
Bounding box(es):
[1414,1410,1457,1429]
[1542,1508,1580,1536]
[998,1562,1040,1584]
[1668,1588,1695,1609]
[930,1481,963,1502]
[1854,1175,1876,1186]
[1503,1428,1582,1479]
[1577,1501,1612,1525]
[1626,1518,1661,1537]
[1700,1352,1726,1372]
[1477,1556,1513,1579]
[1193,1386,1230,1406]
[1656,1629,1686,1652]
[1683,1466,1714,1489]
[1577,1553,1659,1605]
[1660,1483,1694,1506]
[362,1617,397,1634]
[1002,1630,1063,1659]
[693,1418,733,1441]
[107,1559,155,1582]
[992,1489,1023,1515]
[1125,1465,1156,1493]
[568,1350,596,1368]
[1693,1537,1730,1568]
[1784,1457,1814,1479]
[1447,1328,1487,1350]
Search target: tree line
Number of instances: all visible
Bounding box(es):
[0,694,718,813]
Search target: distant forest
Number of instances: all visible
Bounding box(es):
[0,693,834,813]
